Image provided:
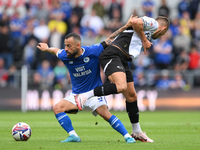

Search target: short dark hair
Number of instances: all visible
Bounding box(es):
[65,33,81,43]
[156,16,170,29]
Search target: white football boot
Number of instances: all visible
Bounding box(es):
[131,132,154,142]
[74,94,88,110]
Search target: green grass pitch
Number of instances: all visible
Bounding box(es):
[0,110,200,150]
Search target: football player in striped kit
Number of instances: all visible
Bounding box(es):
[76,16,170,142]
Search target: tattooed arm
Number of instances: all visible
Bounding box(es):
[104,15,137,46]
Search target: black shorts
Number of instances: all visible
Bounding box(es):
[99,46,133,83]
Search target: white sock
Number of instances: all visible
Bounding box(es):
[131,122,142,134]
[83,90,94,99]
[124,133,131,138]
[69,130,78,137]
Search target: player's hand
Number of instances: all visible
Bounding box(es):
[126,15,138,28]
[142,40,153,54]
[37,43,49,51]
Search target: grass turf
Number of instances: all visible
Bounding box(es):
[0,111,200,150]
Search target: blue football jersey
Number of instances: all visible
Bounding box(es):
[57,43,104,94]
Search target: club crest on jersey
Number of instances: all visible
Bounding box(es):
[83,57,90,63]
[147,21,153,26]
[69,61,73,64]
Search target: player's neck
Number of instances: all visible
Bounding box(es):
[75,48,84,58]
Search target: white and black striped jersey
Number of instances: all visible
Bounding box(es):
[112,16,158,59]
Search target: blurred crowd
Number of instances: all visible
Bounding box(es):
[0,0,200,90]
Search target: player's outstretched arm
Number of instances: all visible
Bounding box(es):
[131,17,153,54]
[37,43,59,55]
[104,15,137,46]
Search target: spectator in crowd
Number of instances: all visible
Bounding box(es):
[146,61,158,87]
[72,0,84,27]
[132,51,155,87]
[71,25,81,36]
[33,60,54,89]
[178,0,190,18]
[188,0,200,20]
[133,51,152,70]
[134,71,147,88]
[92,0,105,19]
[23,39,37,69]
[70,12,80,32]
[33,19,50,43]
[188,45,200,70]
[0,58,8,87]
[193,12,200,39]
[60,0,72,22]
[0,11,10,26]
[141,0,155,17]
[106,7,123,32]
[0,25,13,69]
[21,17,39,48]
[32,69,41,88]
[59,0,72,20]
[174,50,190,71]
[80,9,104,36]
[170,18,180,38]
[173,26,191,58]
[49,0,63,20]
[179,11,193,38]
[48,10,67,49]
[158,0,170,18]
[108,0,123,22]
[53,60,70,89]
[25,0,40,18]
[35,1,49,23]
[7,64,17,87]
[156,69,171,90]
[9,10,25,40]
[9,10,25,58]
[153,32,173,69]
[169,72,186,89]
[80,19,96,39]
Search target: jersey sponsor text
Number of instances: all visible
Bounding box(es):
[73,69,92,77]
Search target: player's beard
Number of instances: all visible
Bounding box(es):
[67,49,78,59]
[152,29,166,39]
[152,32,159,39]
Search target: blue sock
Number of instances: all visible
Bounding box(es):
[108,115,128,136]
[55,112,74,133]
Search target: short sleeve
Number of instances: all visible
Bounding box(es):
[141,16,158,32]
[87,43,104,57]
[56,49,66,60]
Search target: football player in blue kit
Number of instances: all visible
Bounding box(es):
[37,15,136,143]
[76,16,170,142]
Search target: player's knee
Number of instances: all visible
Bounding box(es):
[130,91,137,99]
[127,92,137,102]
[116,84,127,93]
[131,94,137,101]
[53,104,62,114]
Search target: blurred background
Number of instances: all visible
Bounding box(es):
[0,0,200,111]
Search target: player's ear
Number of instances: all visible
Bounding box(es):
[163,26,168,32]
[76,43,81,48]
